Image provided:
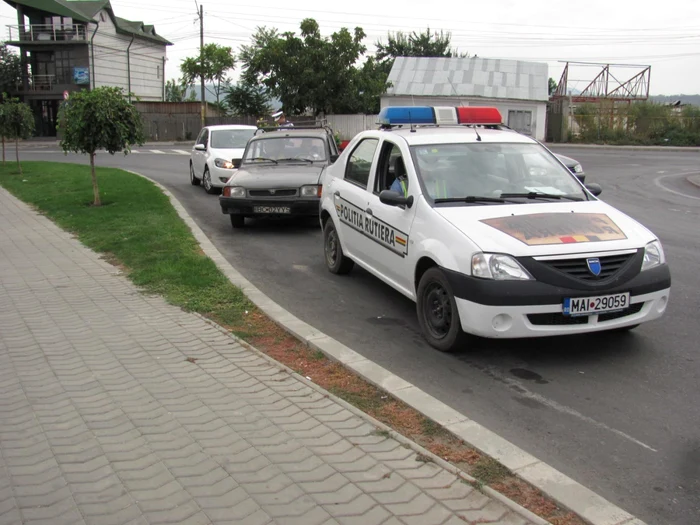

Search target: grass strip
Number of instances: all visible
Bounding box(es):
[0,162,585,525]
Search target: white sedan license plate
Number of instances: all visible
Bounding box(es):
[563,292,630,316]
[253,206,290,214]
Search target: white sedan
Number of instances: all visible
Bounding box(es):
[190,124,257,194]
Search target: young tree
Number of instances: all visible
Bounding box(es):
[2,99,35,174]
[549,78,558,96]
[57,87,145,206]
[224,83,271,117]
[180,44,235,108]
[375,27,467,75]
[0,44,22,97]
[165,78,196,102]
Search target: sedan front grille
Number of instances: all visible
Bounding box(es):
[248,189,297,197]
[541,252,636,281]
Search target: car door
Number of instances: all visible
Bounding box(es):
[365,138,419,295]
[193,128,209,177]
[332,137,380,270]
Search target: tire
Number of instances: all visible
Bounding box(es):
[190,163,200,186]
[230,214,245,229]
[416,267,469,352]
[323,220,353,274]
[202,168,218,194]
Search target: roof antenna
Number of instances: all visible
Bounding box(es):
[471,125,482,141]
[409,110,416,133]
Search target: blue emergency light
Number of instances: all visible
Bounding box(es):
[377,106,503,127]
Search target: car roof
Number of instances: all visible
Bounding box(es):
[359,126,539,146]
[250,129,332,140]
[206,124,258,131]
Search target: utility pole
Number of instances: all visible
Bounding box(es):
[197,3,206,127]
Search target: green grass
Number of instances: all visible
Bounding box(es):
[470,457,511,486]
[0,161,252,326]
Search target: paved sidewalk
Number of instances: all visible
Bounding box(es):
[0,188,536,525]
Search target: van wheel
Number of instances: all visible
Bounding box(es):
[230,215,245,228]
[417,267,468,352]
[190,163,200,186]
[324,220,353,274]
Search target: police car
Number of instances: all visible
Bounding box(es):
[319,106,671,352]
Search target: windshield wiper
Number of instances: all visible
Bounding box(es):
[434,196,516,204]
[277,157,314,163]
[249,157,278,164]
[499,192,583,201]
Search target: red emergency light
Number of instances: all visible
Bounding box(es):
[456,107,503,125]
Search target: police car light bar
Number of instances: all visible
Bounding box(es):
[377,106,503,127]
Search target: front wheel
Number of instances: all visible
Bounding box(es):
[203,168,218,194]
[324,220,353,274]
[416,267,469,352]
[190,163,200,186]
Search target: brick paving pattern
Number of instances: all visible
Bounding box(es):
[0,188,535,525]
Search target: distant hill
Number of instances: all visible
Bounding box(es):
[650,94,700,106]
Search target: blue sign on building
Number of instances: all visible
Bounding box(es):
[73,67,89,85]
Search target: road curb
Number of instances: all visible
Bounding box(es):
[546,143,700,152]
[129,169,648,525]
[687,174,700,188]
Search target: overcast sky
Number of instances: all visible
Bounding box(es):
[2,0,699,95]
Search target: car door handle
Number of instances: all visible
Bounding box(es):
[365,208,373,216]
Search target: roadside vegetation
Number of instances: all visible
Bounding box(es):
[0,161,585,525]
[572,101,700,146]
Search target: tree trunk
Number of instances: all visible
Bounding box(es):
[2,135,5,166]
[90,153,101,206]
[15,138,21,175]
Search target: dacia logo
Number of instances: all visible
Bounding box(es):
[586,257,602,276]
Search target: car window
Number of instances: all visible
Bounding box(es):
[243,136,327,162]
[374,141,404,195]
[345,139,378,189]
[410,142,587,202]
[197,129,209,146]
[210,129,255,149]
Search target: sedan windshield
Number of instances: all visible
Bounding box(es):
[410,143,587,203]
[244,137,327,163]
[210,129,255,149]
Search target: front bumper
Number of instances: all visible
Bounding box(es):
[220,197,320,217]
[209,166,237,187]
[444,264,671,338]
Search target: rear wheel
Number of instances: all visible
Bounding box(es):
[202,168,218,194]
[190,163,200,186]
[324,220,353,274]
[417,267,469,352]
[230,214,245,228]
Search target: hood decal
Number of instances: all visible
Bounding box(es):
[480,212,627,246]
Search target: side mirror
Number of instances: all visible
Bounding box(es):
[232,158,242,169]
[585,183,602,197]
[379,190,414,208]
[330,154,339,163]
[194,143,206,151]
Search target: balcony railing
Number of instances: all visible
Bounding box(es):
[7,24,87,43]
[16,74,57,92]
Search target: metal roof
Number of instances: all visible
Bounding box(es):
[386,57,549,102]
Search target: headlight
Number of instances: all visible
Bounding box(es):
[642,240,665,271]
[300,185,321,198]
[472,253,533,281]
[573,163,583,173]
[215,158,234,169]
[223,186,245,198]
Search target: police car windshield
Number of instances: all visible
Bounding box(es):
[210,129,255,149]
[410,143,588,204]
[243,137,327,163]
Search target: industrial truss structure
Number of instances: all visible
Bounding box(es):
[552,62,651,103]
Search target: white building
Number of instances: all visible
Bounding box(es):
[5,0,171,136]
[381,57,549,141]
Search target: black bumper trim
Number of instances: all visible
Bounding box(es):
[220,197,320,216]
[444,264,671,307]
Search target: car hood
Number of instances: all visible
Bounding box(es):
[209,147,246,159]
[434,200,656,257]
[554,153,577,167]
[226,163,325,189]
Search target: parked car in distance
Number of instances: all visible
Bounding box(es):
[219,126,340,228]
[554,153,585,183]
[190,124,258,194]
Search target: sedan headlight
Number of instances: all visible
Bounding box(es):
[573,163,583,173]
[472,253,533,281]
[642,240,665,271]
[222,186,245,198]
[300,185,322,198]
[214,158,234,169]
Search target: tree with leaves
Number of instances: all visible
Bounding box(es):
[0,44,21,98]
[239,19,388,115]
[224,83,271,117]
[374,27,467,75]
[165,78,195,102]
[180,44,235,108]
[1,98,34,174]
[57,87,145,206]
[549,78,558,96]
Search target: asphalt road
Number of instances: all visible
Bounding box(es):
[18,143,700,525]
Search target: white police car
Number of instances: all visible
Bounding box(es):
[319,106,671,352]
